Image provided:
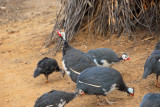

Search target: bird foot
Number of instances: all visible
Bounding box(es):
[96,101,105,105]
[107,101,117,105]
[61,69,65,77]
[105,98,117,105]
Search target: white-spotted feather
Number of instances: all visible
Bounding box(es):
[94,59,113,67]
[103,84,117,95]
[79,80,101,87]
[58,99,66,107]
[62,60,70,76]
[70,68,80,75]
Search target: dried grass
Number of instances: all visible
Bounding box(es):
[46,0,160,54]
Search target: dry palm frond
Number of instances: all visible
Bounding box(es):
[47,0,160,55]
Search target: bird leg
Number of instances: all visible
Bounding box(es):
[96,96,104,105]
[60,69,65,78]
[155,75,160,87]
[45,75,49,83]
[105,97,117,105]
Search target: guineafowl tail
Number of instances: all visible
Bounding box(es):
[142,68,151,79]
[33,67,42,78]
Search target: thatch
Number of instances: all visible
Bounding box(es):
[46,0,160,54]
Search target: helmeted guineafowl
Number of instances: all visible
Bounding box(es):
[142,41,160,87]
[87,48,129,67]
[57,30,96,83]
[76,67,134,105]
[140,93,160,107]
[34,89,84,107]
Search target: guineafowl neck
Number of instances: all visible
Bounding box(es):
[117,82,128,92]
[63,40,71,56]
[119,57,123,61]
[67,92,78,100]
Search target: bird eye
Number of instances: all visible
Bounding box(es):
[79,90,84,95]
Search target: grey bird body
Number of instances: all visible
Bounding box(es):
[34,90,77,107]
[140,93,160,107]
[77,67,133,96]
[142,50,160,79]
[142,41,160,87]
[58,31,96,83]
[87,48,124,67]
[62,43,96,83]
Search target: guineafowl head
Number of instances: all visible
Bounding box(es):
[126,87,134,96]
[75,89,85,96]
[121,53,130,61]
[57,29,66,40]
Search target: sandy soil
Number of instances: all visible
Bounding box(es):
[0,0,160,107]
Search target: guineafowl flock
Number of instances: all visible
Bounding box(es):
[33,30,160,107]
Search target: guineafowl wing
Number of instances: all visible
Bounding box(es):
[70,54,96,73]
[87,48,120,63]
[78,67,120,86]
[64,49,96,73]
[77,67,122,95]
[142,50,160,79]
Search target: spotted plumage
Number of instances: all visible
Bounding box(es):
[34,89,84,107]
[142,41,160,87]
[87,48,129,67]
[57,30,96,82]
[76,67,134,104]
[140,93,160,107]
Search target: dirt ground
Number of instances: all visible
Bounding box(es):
[0,0,160,107]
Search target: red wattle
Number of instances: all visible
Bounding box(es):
[57,31,61,36]
[130,93,134,96]
[81,92,85,95]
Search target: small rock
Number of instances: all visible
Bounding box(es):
[67,82,70,84]
[8,30,19,34]
[6,100,10,102]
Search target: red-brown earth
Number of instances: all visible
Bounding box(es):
[0,0,160,107]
